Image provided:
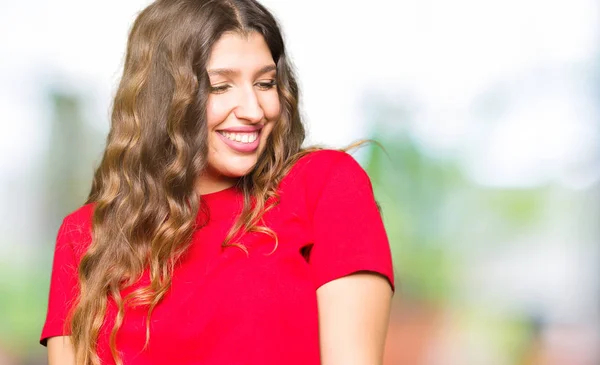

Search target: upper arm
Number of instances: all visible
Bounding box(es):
[305,151,395,364]
[317,273,393,365]
[47,336,76,365]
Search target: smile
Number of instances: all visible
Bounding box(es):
[218,131,259,144]
[216,127,263,153]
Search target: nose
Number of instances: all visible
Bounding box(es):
[233,86,264,124]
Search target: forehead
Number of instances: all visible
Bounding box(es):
[207,31,274,70]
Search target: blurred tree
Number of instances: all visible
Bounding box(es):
[365,129,461,303]
[43,90,101,235]
[360,95,463,303]
[0,88,104,363]
[361,95,557,364]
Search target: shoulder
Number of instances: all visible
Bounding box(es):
[294,149,358,171]
[290,149,367,184]
[281,149,373,206]
[60,203,95,235]
[57,203,95,258]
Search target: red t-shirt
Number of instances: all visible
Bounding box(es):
[40,149,395,364]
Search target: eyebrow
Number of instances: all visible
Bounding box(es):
[207,64,277,78]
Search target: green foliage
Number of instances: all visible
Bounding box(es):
[0,255,50,358]
[0,88,103,362]
[365,132,463,303]
[479,189,547,228]
[363,127,546,304]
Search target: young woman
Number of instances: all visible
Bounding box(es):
[41,0,395,364]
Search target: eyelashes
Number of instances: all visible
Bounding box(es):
[256,80,277,91]
[209,85,230,94]
[209,80,277,94]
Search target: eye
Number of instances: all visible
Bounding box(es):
[209,85,231,94]
[256,80,277,91]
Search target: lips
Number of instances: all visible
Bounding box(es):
[216,126,262,153]
[218,125,263,133]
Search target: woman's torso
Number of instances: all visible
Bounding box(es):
[86,154,321,365]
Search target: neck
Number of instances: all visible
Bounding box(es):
[195,169,239,195]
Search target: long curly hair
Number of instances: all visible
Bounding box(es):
[69,1,312,363]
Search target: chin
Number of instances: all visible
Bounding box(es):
[219,154,260,178]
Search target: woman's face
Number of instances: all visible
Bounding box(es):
[201,31,280,192]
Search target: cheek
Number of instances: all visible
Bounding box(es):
[256,94,280,144]
[206,97,230,130]
[261,92,281,122]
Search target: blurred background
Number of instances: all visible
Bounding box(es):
[1,0,598,364]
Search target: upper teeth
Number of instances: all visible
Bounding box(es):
[221,131,258,143]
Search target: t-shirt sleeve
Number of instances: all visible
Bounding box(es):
[40,215,81,346]
[307,151,395,291]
